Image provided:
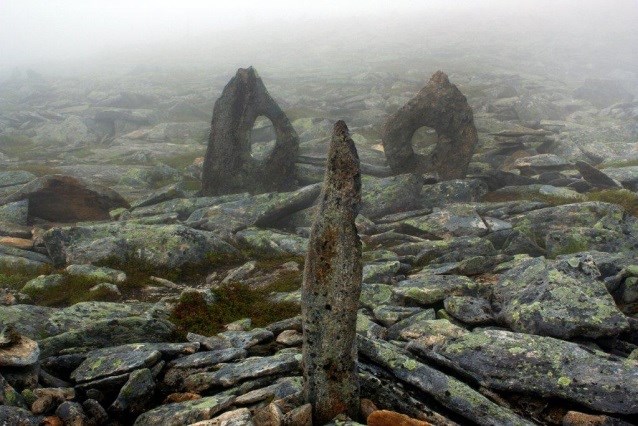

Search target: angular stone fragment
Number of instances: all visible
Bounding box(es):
[201,67,299,195]
[382,71,478,179]
[70,349,161,383]
[575,160,622,189]
[301,120,363,424]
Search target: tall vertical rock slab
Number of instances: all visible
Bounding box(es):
[382,71,478,180]
[201,67,299,196]
[301,121,362,424]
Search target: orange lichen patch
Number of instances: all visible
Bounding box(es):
[367,410,432,426]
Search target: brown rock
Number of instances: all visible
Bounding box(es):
[0,174,129,223]
[201,67,299,196]
[302,120,362,424]
[562,410,621,426]
[253,402,284,426]
[282,403,312,426]
[382,71,478,180]
[360,398,378,421]
[367,410,431,426]
[163,392,202,404]
[0,236,33,250]
[42,416,64,426]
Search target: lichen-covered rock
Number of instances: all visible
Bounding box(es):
[360,174,423,219]
[493,257,628,339]
[64,264,127,283]
[511,154,571,175]
[183,351,301,392]
[443,296,493,325]
[0,174,129,222]
[400,205,488,239]
[382,71,478,179]
[392,274,477,306]
[188,184,320,233]
[38,317,177,358]
[134,394,235,426]
[42,222,237,268]
[233,227,308,257]
[357,336,532,426]
[0,406,42,426]
[301,121,363,423]
[408,328,638,414]
[201,67,299,195]
[0,305,54,340]
[129,193,250,220]
[420,179,488,208]
[0,200,28,226]
[21,274,64,298]
[70,348,161,383]
[109,368,156,416]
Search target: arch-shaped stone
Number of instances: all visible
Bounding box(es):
[201,67,299,196]
[382,71,478,180]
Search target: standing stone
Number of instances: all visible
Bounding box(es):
[382,71,478,180]
[201,67,299,196]
[301,120,362,423]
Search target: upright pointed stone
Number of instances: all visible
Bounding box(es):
[301,120,362,424]
[201,67,299,196]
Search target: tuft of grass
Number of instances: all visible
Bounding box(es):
[482,189,638,217]
[169,279,301,336]
[162,152,203,170]
[0,265,54,291]
[9,164,62,176]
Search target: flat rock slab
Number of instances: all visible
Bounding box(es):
[408,329,638,415]
[169,348,246,369]
[71,349,161,383]
[357,335,532,426]
[493,257,628,339]
[183,351,301,392]
[133,394,235,426]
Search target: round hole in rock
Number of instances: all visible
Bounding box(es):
[410,126,438,157]
[250,116,277,162]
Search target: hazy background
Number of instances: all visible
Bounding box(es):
[1,0,637,80]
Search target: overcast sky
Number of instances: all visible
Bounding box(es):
[1,0,636,72]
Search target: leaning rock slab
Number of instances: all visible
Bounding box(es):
[201,66,299,195]
[382,71,478,179]
[409,329,638,415]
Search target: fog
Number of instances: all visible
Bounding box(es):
[2,0,636,80]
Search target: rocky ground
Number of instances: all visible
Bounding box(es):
[1,58,638,425]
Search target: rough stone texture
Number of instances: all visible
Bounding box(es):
[408,329,638,415]
[575,160,622,189]
[109,368,155,416]
[367,410,431,426]
[302,121,363,423]
[42,222,237,268]
[133,394,235,426]
[358,336,532,426]
[0,174,129,223]
[0,333,39,367]
[70,349,161,383]
[493,257,628,339]
[201,67,299,195]
[382,71,478,180]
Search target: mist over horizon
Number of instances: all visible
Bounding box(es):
[1,0,637,84]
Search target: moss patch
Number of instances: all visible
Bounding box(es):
[169,279,301,336]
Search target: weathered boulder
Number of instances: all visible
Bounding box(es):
[133,394,235,426]
[42,222,237,268]
[0,200,28,225]
[201,67,299,195]
[0,175,129,223]
[408,328,638,414]
[382,71,478,179]
[493,257,628,339]
[575,160,622,189]
[360,174,423,219]
[302,121,363,423]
